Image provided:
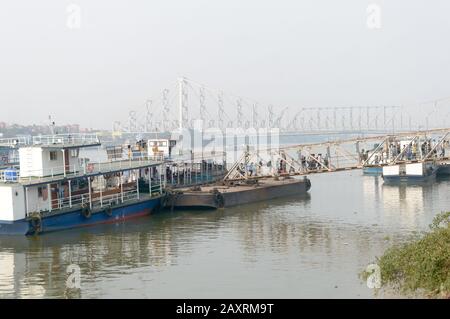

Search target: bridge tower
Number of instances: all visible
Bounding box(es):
[178,77,189,130]
[145,99,153,132]
[237,98,243,128]
[218,91,225,130]
[252,103,258,129]
[199,87,207,129]
[162,89,170,131]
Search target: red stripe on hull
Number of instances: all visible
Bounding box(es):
[80,209,152,228]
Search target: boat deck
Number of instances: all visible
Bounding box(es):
[166,177,311,209]
[176,177,305,194]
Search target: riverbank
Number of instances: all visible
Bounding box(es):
[365,212,450,298]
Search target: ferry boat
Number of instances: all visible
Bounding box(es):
[382,161,438,184]
[0,134,165,235]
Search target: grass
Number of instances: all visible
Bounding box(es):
[363,212,450,298]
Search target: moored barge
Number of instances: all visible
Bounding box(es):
[164,176,311,209]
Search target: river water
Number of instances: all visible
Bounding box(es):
[1,169,449,298]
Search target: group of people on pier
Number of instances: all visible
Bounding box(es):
[361,138,449,165]
[298,153,330,171]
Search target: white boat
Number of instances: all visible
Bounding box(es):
[0,134,165,235]
[382,161,438,183]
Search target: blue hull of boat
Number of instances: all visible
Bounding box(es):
[0,197,161,236]
[383,172,436,184]
[363,167,383,176]
[437,165,450,176]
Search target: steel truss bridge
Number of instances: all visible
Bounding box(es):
[112,77,450,136]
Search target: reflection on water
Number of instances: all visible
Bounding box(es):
[1,172,449,298]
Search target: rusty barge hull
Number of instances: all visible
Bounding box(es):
[166,177,311,209]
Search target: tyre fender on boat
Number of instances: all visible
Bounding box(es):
[105,206,113,217]
[29,212,42,235]
[162,189,172,208]
[213,189,225,208]
[81,205,92,219]
[304,177,311,191]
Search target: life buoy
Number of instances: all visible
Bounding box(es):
[305,178,311,191]
[81,206,92,219]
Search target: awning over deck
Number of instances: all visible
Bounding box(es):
[18,158,164,187]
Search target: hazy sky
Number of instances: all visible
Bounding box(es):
[1,0,450,129]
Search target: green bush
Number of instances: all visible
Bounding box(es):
[367,212,450,298]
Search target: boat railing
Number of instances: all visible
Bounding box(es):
[0,134,100,148]
[42,188,152,215]
[0,136,30,148]
[123,150,164,162]
[17,157,162,184]
[90,189,139,210]
[122,150,227,163]
[168,150,227,162]
[0,168,20,183]
[31,133,100,147]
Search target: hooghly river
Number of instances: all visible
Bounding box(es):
[1,170,449,298]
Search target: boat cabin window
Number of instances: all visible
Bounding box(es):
[149,140,168,147]
[49,151,58,161]
[70,149,79,157]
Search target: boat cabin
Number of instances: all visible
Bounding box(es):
[19,147,81,178]
[0,134,100,221]
[148,139,176,159]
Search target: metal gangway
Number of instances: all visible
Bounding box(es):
[224,128,450,181]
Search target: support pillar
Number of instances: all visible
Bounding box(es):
[48,183,52,212]
[99,178,103,208]
[149,167,152,197]
[25,187,29,217]
[120,172,124,203]
[68,180,72,208]
[136,170,140,200]
[88,177,92,209]
[62,149,66,177]
[160,164,163,193]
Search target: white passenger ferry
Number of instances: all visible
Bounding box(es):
[0,134,165,235]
